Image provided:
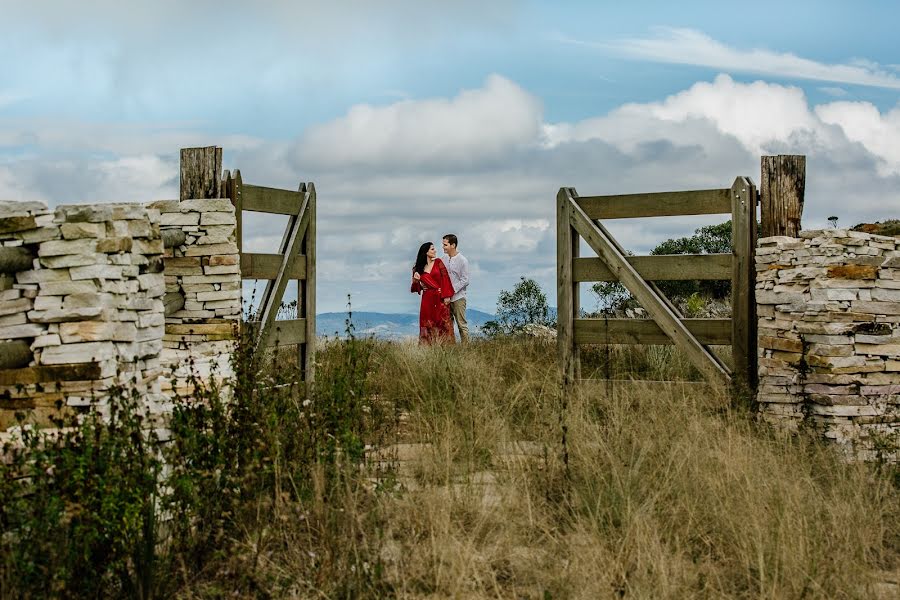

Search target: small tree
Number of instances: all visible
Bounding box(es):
[651,220,732,300]
[482,277,550,337]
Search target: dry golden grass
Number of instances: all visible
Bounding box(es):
[179,338,899,598]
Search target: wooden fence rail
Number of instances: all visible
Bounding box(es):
[557,177,758,391]
[223,170,317,388]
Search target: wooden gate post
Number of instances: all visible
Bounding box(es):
[301,184,316,386]
[731,176,758,392]
[557,188,580,389]
[760,155,805,237]
[180,147,223,200]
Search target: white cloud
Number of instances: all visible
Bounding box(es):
[3,73,900,313]
[546,74,900,176]
[292,75,543,170]
[0,90,28,109]
[546,75,821,156]
[472,219,550,252]
[573,27,900,89]
[819,86,849,97]
[815,101,900,176]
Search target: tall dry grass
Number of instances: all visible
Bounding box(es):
[9,335,893,598]
[199,338,898,598]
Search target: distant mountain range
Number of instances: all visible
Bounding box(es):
[317,310,496,339]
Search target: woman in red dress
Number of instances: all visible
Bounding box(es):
[410,242,455,344]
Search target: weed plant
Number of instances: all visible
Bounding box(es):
[0,331,897,598]
[0,386,160,598]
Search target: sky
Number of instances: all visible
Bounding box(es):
[2,0,899,314]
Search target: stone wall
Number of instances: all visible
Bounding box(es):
[148,199,240,394]
[0,201,166,429]
[0,196,243,431]
[756,229,900,461]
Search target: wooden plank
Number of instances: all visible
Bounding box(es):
[0,362,102,386]
[557,188,576,389]
[576,188,731,219]
[303,183,317,387]
[573,253,732,282]
[574,318,732,345]
[230,170,244,255]
[242,184,305,215]
[258,187,304,319]
[180,147,222,200]
[241,253,307,280]
[166,322,237,337]
[255,194,310,350]
[760,155,805,237]
[245,319,307,347]
[731,176,758,391]
[566,191,731,386]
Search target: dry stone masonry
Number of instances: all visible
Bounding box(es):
[0,201,166,429]
[0,196,241,432]
[756,229,900,462]
[150,199,240,394]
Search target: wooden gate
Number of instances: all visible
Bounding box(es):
[223,170,316,388]
[557,177,757,390]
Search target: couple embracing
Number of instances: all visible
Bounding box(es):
[410,234,469,345]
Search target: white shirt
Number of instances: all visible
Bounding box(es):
[446,253,469,302]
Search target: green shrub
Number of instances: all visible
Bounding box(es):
[0,387,160,599]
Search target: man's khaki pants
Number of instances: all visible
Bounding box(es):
[450,298,469,343]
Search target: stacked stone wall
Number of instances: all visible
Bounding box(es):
[756,229,900,461]
[147,199,240,393]
[0,201,166,429]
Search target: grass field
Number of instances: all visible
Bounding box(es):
[2,336,898,598]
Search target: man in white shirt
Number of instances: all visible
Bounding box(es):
[442,234,470,343]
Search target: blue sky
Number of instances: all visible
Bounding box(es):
[2,1,899,313]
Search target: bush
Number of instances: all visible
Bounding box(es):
[482,277,552,337]
[591,221,733,313]
[0,388,161,599]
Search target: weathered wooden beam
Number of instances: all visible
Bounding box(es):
[180,146,222,201]
[0,246,35,274]
[164,291,185,316]
[240,253,307,280]
[225,169,243,254]
[244,318,307,346]
[242,184,305,215]
[574,318,732,345]
[731,176,758,391]
[760,155,805,237]
[557,188,577,389]
[0,362,102,386]
[161,229,186,249]
[256,194,310,351]
[302,183,316,387]
[576,188,731,220]
[573,253,732,282]
[566,189,731,386]
[0,340,32,370]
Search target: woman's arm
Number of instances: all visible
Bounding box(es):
[411,269,422,294]
[437,260,454,300]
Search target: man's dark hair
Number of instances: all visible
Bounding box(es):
[443,234,458,247]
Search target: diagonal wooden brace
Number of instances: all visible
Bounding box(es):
[565,190,731,386]
[255,192,310,352]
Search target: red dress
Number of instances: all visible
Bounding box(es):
[411,258,455,344]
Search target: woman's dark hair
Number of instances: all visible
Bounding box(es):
[414,242,433,275]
